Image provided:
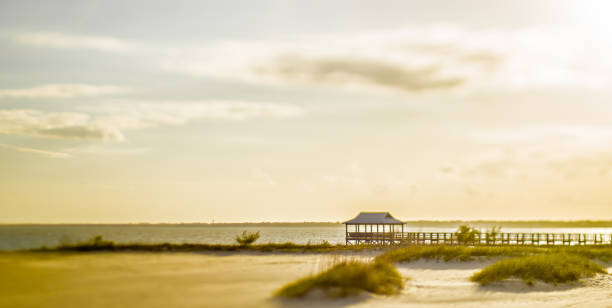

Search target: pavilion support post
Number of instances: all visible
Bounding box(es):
[386,224,389,244]
[383,224,386,244]
[345,224,348,245]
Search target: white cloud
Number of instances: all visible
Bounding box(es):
[17,27,610,94]
[0,143,71,158]
[251,168,277,187]
[159,25,612,94]
[66,145,150,156]
[0,101,302,141]
[470,125,612,155]
[0,109,124,141]
[86,101,304,130]
[454,125,612,179]
[0,84,128,99]
[15,32,131,53]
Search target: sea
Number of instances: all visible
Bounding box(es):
[2,223,612,251]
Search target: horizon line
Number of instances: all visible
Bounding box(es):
[2,219,612,225]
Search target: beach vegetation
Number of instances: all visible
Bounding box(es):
[29,237,612,263]
[235,230,260,245]
[484,226,502,244]
[556,246,612,262]
[376,245,535,263]
[376,245,612,264]
[455,224,481,244]
[470,254,606,286]
[275,260,404,298]
[33,236,387,253]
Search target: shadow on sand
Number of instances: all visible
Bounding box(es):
[268,291,371,308]
[394,259,496,270]
[476,280,583,293]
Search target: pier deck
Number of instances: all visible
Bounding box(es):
[346,231,612,246]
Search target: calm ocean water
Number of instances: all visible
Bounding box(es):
[2,224,612,251]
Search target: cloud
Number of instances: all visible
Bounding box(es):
[255,55,465,92]
[251,168,277,187]
[0,84,128,99]
[14,26,612,94]
[0,143,71,158]
[159,25,612,94]
[86,101,304,130]
[0,109,124,141]
[16,27,609,94]
[160,29,497,93]
[0,101,302,141]
[67,145,150,156]
[469,125,612,153]
[15,32,131,52]
[454,125,612,179]
[548,151,612,181]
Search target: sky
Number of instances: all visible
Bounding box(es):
[1,0,612,223]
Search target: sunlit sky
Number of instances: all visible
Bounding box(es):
[2,0,612,223]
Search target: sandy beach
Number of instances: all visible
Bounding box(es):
[1,252,610,308]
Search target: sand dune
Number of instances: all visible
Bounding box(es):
[0,252,610,308]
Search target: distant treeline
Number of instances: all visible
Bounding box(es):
[3,220,612,228]
[404,220,612,228]
[0,222,342,227]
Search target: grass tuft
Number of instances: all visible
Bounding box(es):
[275,260,404,298]
[235,231,260,246]
[470,254,606,286]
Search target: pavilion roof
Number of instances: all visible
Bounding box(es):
[343,212,404,225]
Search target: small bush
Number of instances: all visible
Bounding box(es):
[470,254,606,286]
[235,231,260,245]
[275,260,404,298]
[89,236,110,246]
[484,226,502,244]
[58,235,117,251]
[455,225,481,244]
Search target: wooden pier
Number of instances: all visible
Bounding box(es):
[343,212,612,246]
[346,231,612,246]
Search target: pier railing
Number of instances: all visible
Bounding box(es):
[346,231,612,246]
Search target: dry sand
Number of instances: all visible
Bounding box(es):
[0,252,611,308]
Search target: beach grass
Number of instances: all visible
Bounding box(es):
[551,246,612,262]
[26,236,612,262]
[375,245,612,263]
[375,245,538,263]
[275,260,404,298]
[30,236,387,253]
[470,254,606,286]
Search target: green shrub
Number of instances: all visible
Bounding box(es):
[484,226,502,244]
[57,235,117,251]
[275,260,404,298]
[470,254,606,286]
[89,236,110,246]
[235,231,260,245]
[455,225,481,244]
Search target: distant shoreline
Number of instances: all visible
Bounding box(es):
[2,220,612,228]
